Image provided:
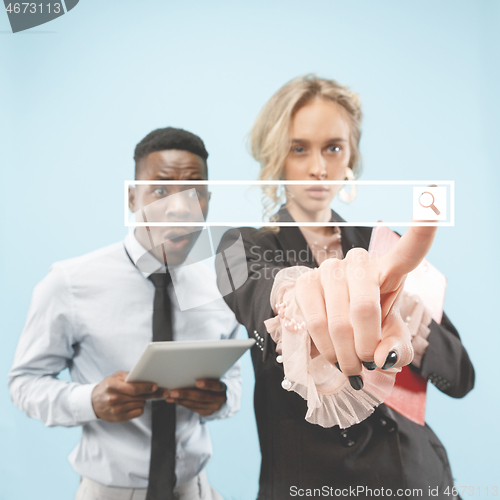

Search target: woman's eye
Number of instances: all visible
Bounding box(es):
[153,188,166,196]
[328,145,341,153]
[293,146,305,154]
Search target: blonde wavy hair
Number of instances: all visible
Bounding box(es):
[250,74,363,218]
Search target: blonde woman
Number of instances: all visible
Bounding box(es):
[217,75,474,499]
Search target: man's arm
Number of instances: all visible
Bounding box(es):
[8,264,98,427]
[8,264,159,426]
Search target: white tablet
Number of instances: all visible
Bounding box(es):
[125,339,255,389]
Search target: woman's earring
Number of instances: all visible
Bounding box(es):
[338,168,357,203]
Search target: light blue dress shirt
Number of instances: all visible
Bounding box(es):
[8,231,241,488]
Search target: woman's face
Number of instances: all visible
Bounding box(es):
[283,98,352,216]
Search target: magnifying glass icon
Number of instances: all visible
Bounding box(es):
[419,191,441,215]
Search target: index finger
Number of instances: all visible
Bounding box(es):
[195,379,226,392]
[379,225,437,285]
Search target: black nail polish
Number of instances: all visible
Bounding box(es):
[349,375,364,391]
[362,361,377,371]
[335,362,342,372]
[382,351,398,370]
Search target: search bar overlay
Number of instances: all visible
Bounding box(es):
[124,180,454,227]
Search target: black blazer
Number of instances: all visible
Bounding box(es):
[216,208,474,500]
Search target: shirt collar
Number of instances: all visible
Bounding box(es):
[124,228,164,278]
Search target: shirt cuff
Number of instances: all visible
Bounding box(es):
[201,401,230,423]
[200,375,241,422]
[67,383,99,424]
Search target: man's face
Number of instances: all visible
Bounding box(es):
[128,149,209,266]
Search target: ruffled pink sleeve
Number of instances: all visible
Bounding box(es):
[265,267,434,429]
[265,267,399,429]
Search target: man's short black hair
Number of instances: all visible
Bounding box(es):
[134,127,209,178]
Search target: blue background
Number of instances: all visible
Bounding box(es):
[1,1,499,499]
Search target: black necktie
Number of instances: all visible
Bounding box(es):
[146,271,176,500]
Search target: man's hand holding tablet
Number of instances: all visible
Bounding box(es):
[164,379,228,417]
[91,371,157,422]
[91,338,255,421]
[92,371,228,421]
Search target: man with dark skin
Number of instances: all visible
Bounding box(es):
[93,149,224,420]
[9,127,241,500]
